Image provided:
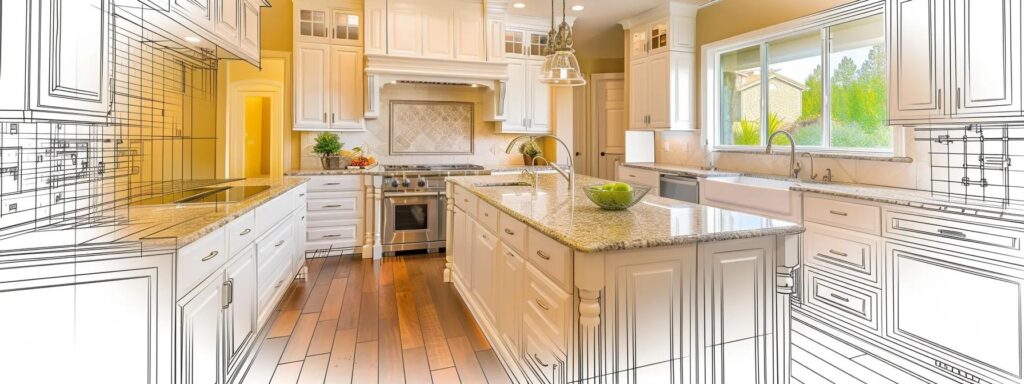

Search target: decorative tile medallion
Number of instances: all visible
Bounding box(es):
[389,101,474,155]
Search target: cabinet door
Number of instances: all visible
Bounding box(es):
[239,0,260,60]
[528,61,551,133]
[294,43,330,130]
[179,278,223,384]
[630,27,649,59]
[294,209,307,274]
[888,0,946,121]
[454,5,485,61]
[670,52,695,130]
[33,0,111,116]
[295,6,330,44]
[0,256,172,384]
[471,221,497,323]
[364,1,386,54]
[648,19,670,56]
[329,47,365,130]
[174,0,213,27]
[214,0,239,42]
[223,247,258,381]
[497,244,524,352]
[629,58,650,129]
[422,8,454,59]
[647,53,672,128]
[452,208,473,284]
[388,6,423,56]
[951,0,1021,116]
[330,9,362,46]
[503,60,528,132]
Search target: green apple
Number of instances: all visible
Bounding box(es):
[611,182,633,192]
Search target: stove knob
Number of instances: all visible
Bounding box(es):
[402,179,411,187]
[390,179,399,188]
[417,178,427,187]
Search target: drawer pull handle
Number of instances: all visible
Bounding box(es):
[828,293,850,303]
[535,298,550,311]
[504,228,515,236]
[938,229,967,239]
[299,193,306,197]
[506,251,515,258]
[324,204,342,208]
[274,280,284,288]
[239,228,252,236]
[201,251,219,261]
[275,240,286,247]
[533,353,549,367]
[628,174,636,178]
[829,210,848,217]
[325,182,341,186]
[464,198,469,203]
[828,249,848,257]
[323,234,342,238]
[536,250,551,260]
[484,213,489,217]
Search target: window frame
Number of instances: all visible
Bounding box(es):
[703,1,902,156]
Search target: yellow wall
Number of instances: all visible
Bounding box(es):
[262,0,293,52]
[244,97,272,177]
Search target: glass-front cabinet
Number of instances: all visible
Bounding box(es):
[294,3,362,46]
[504,28,548,58]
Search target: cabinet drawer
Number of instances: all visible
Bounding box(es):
[306,211,361,228]
[178,227,229,296]
[524,264,570,353]
[803,223,882,287]
[308,191,361,213]
[522,316,567,384]
[292,183,307,211]
[883,209,1024,259]
[257,221,294,292]
[803,268,881,334]
[478,201,499,234]
[226,210,256,257]
[307,224,359,242]
[453,185,478,217]
[307,175,362,192]
[804,195,881,235]
[498,211,527,255]
[255,188,299,236]
[617,166,660,188]
[526,227,572,292]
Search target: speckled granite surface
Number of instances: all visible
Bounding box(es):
[621,163,737,178]
[0,177,309,257]
[448,174,804,253]
[285,166,379,176]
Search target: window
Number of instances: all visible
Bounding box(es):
[712,11,890,152]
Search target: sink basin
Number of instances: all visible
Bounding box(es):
[700,176,801,222]
[473,181,532,188]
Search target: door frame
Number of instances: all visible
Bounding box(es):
[589,73,626,179]
[227,83,285,179]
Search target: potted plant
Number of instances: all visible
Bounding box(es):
[519,140,542,165]
[313,132,347,169]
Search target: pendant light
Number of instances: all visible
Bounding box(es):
[540,0,585,86]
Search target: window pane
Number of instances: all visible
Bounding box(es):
[829,14,889,149]
[720,45,763,146]
[768,31,822,146]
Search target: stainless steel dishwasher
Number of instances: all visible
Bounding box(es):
[659,175,699,203]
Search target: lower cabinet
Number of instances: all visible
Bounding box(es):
[451,207,472,286]
[496,243,524,352]
[223,246,258,382]
[178,275,225,384]
[470,220,497,323]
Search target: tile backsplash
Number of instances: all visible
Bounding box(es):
[390,101,474,155]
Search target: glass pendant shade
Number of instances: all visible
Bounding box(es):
[540,50,586,86]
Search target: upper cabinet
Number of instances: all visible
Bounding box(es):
[888,0,1023,124]
[365,0,487,62]
[166,0,267,64]
[294,4,362,46]
[495,19,555,134]
[622,1,697,131]
[293,0,365,132]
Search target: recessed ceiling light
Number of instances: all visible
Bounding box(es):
[513,2,526,8]
[183,36,202,44]
[571,4,584,11]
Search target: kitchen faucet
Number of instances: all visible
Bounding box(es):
[766,130,802,178]
[505,135,575,190]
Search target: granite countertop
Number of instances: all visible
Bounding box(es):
[0,177,309,258]
[620,162,737,178]
[285,166,380,176]
[447,173,804,253]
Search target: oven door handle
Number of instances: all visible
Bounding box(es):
[384,192,440,198]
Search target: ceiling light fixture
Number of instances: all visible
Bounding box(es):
[183,36,202,44]
[512,2,526,8]
[571,4,584,11]
[540,0,586,86]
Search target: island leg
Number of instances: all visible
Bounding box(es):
[574,253,606,382]
[443,182,455,282]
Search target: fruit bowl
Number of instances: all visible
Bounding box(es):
[583,183,650,210]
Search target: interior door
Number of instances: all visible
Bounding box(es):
[329,46,364,130]
[888,0,946,121]
[294,43,330,129]
[594,75,627,181]
[951,0,1021,116]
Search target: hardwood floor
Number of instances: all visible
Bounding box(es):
[239,253,512,384]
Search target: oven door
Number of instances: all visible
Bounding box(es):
[383,192,440,247]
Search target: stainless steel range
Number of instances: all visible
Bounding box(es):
[380,164,486,255]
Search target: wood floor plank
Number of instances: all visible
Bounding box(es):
[269,361,303,384]
[792,332,892,384]
[319,278,348,321]
[280,313,320,363]
[402,347,432,384]
[352,341,379,384]
[307,319,339,356]
[301,282,332,314]
[430,367,461,384]
[379,316,406,384]
[416,303,454,370]
[380,257,395,286]
[363,261,380,293]
[476,349,512,384]
[268,309,302,339]
[792,360,833,384]
[337,263,364,330]
[334,254,354,279]
[315,257,340,286]
[850,355,932,384]
[324,328,358,384]
[379,283,399,320]
[793,320,865,359]
[241,337,288,384]
[792,344,864,384]
[357,291,379,342]
[296,354,329,384]
[458,299,492,352]
[396,290,424,350]
[447,336,488,384]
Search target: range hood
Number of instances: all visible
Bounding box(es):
[363,54,509,119]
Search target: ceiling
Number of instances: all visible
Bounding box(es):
[507,0,715,59]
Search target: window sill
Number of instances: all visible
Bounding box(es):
[712,148,913,163]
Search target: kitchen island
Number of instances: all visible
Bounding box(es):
[445,173,804,383]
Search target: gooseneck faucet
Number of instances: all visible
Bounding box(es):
[766,130,802,179]
[505,135,575,190]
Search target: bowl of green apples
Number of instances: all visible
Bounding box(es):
[583,182,650,210]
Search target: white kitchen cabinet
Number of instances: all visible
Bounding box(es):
[498,59,550,133]
[239,0,261,60]
[293,44,364,131]
[178,274,224,384]
[214,0,240,42]
[616,165,661,195]
[173,0,213,29]
[629,51,694,130]
[223,245,258,382]
[950,0,1021,116]
[304,175,365,254]
[471,220,498,323]
[0,0,112,122]
[888,0,946,122]
[329,46,365,129]
[452,207,473,287]
[370,0,486,62]
[294,1,362,46]
[628,13,695,60]
[293,205,308,274]
[454,5,485,61]
[497,243,524,352]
